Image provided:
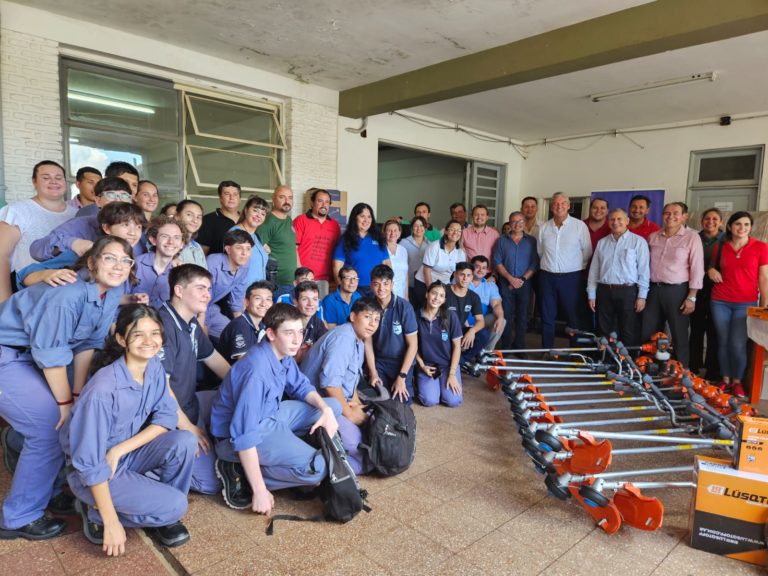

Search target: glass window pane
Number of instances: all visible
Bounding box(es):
[67,68,178,135]
[699,155,757,182]
[188,95,284,147]
[68,127,181,191]
[186,146,278,193]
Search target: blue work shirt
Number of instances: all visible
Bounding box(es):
[321,289,360,325]
[157,302,215,421]
[300,323,363,400]
[0,273,123,368]
[372,295,418,362]
[277,292,326,322]
[493,233,539,278]
[216,313,265,363]
[417,310,462,368]
[210,341,315,452]
[333,235,389,288]
[205,253,250,337]
[29,215,100,262]
[232,224,268,284]
[130,253,173,309]
[468,278,501,315]
[60,355,178,487]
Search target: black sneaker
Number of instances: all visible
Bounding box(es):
[48,492,76,515]
[0,516,66,541]
[74,499,104,545]
[0,426,20,474]
[214,459,252,510]
[146,522,190,548]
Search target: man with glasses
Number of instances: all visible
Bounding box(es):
[494,211,539,350]
[322,265,361,328]
[293,188,341,299]
[197,181,241,256]
[28,177,138,262]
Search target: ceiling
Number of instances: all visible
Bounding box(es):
[16,0,768,141]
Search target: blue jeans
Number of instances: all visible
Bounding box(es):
[710,300,751,380]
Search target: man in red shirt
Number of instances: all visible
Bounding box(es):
[584,198,611,251]
[628,195,661,241]
[293,188,341,298]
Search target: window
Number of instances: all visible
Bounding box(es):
[182,89,285,212]
[61,59,182,205]
[687,146,763,212]
[61,60,286,210]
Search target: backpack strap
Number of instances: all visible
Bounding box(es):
[265,497,372,535]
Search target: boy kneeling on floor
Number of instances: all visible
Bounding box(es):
[210,303,341,514]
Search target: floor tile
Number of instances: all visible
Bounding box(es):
[0,543,64,576]
[649,541,766,576]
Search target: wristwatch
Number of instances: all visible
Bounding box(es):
[398,372,407,379]
[686,296,697,303]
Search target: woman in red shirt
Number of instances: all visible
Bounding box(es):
[707,211,768,398]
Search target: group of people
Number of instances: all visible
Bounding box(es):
[0,158,765,557]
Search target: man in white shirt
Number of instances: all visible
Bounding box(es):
[537,193,592,348]
[0,160,77,301]
[587,209,650,346]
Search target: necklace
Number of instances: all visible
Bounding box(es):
[732,240,748,259]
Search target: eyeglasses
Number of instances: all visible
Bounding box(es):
[341,276,360,282]
[103,191,133,202]
[100,254,135,267]
[510,220,525,225]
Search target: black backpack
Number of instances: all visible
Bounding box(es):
[266,427,369,535]
[360,399,417,476]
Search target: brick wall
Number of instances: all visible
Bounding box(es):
[1,29,63,201]
[284,97,338,215]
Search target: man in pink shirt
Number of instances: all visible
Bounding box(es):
[293,188,341,298]
[642,202,704,366]
[462,204,500,262]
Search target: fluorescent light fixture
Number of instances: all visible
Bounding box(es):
[67,92,155,114]
[69,137,79,143]
[590,72,716,103]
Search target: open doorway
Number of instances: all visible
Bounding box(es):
[377,144,466,229]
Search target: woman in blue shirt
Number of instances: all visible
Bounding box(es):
[0,236,134,541]
[233,195,270,285]
[61,304,195,555]
[415,281,463,407]
[333,202,391,296]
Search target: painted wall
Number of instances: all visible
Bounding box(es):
[520,115,768,211]
[338,113,524,219]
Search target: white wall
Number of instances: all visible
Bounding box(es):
[520,115,768,210]
[337,113,524,217]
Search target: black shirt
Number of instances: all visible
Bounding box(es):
[197,209,238,255]
[445,288,482,331]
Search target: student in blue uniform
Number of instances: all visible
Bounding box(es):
[210,304,341,514]
[300,297,382,474]
[175,199,207,268]
[205,229,253,341]
[60,305,196,555]
[293,280,327,364]
[217,280,274,363]
[275,267,327,322]
[157,264,231,494]
[130,216,188,308]
[17,202,146,288]
[365,264,418,402]
[468,256,506,353]
[0,236,133,541]
[415,281,463,407]
[322,265,361,328]
[445,262,486,365]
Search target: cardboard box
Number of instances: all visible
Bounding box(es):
[734,415,768,475]
[691,455,768,566]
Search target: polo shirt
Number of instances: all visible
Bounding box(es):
[417,310,462,368]
[711,238,768,303]
[216,313,265,363]
[468,278,501,315]
[302,313,328,346]
[157,302,215,422]
[259,213,297,285]
[333,234,389,287]
[293,211,341,281]
[321,289,361,325]
[462,225,500,261]
[584,219,611,251]
[415,240,467,285]
[628,219,661,241]
[300,323,364,400]
[372,295,418,361]
[445,287,482,329]
[197,209,238,254]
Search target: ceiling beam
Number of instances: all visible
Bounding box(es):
[339,0,768,118]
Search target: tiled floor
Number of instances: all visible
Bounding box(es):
[1,371,766,575]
